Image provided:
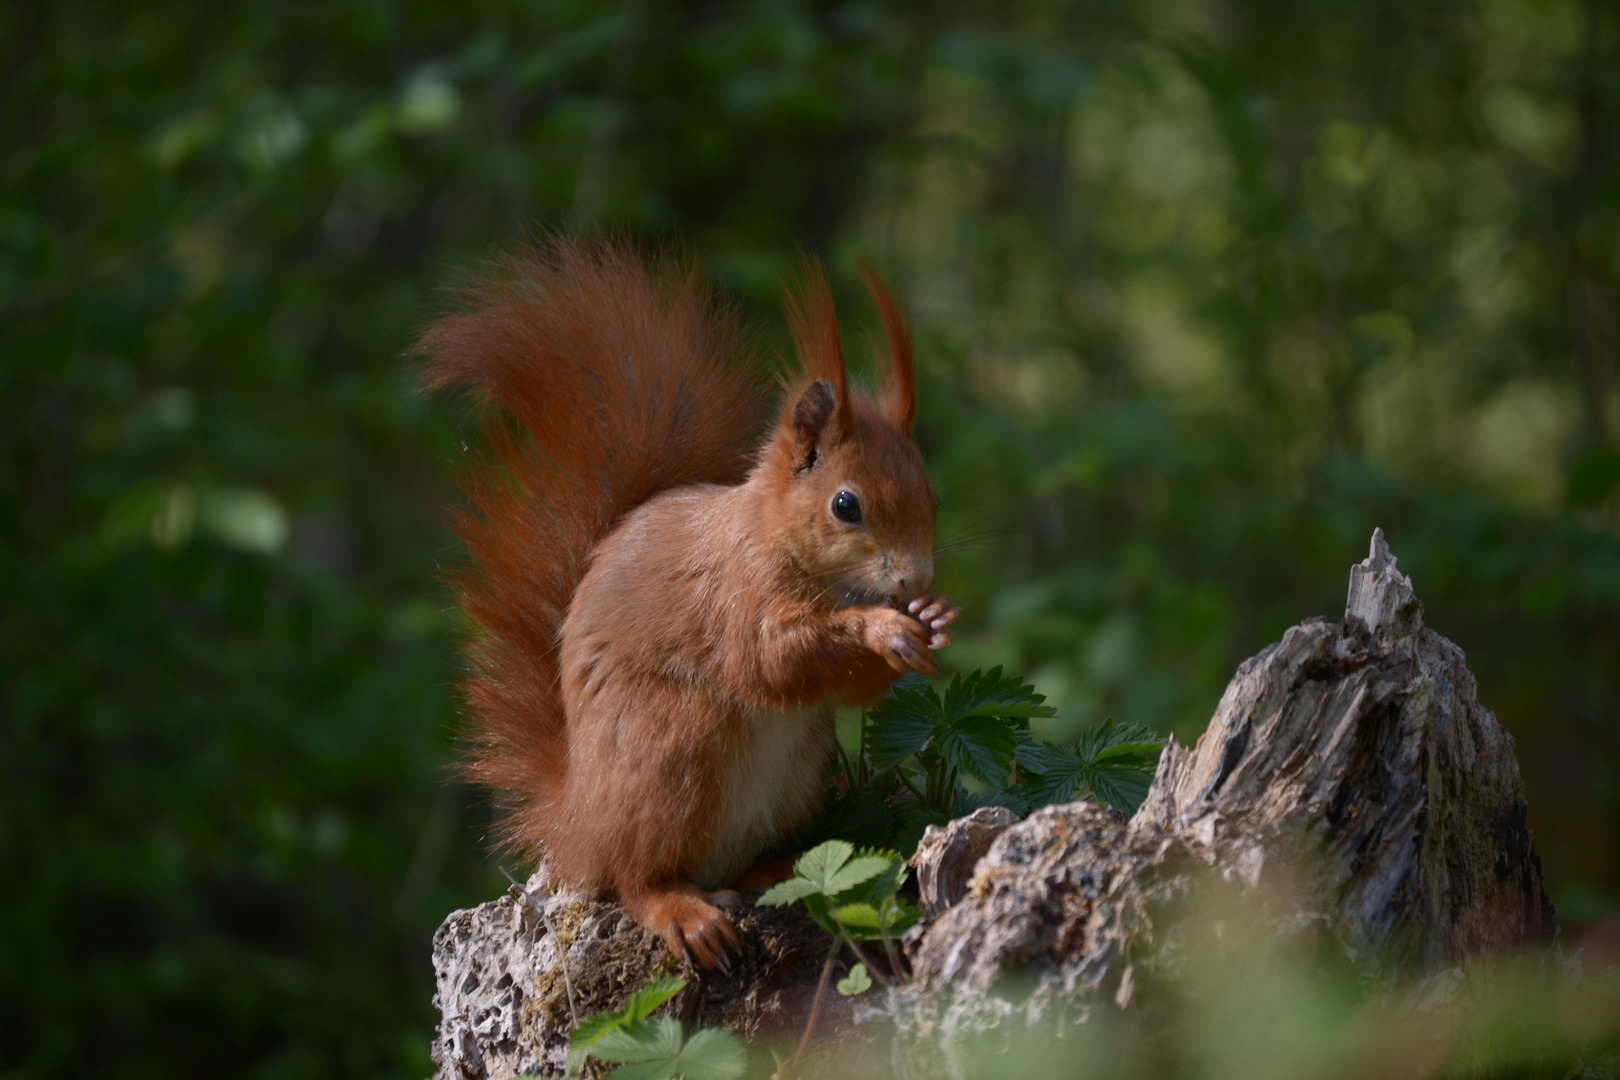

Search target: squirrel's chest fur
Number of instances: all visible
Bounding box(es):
[690,702,833,889]
[555,485,834,888]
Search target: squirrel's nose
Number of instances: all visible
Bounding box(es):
[893,558,933,600]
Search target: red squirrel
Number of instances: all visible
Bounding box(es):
[420,237,958,969]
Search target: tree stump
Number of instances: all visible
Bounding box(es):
[427,531,1555,1077]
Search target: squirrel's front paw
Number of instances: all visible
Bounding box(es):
[867,606,938,676]
[906,593,961,652]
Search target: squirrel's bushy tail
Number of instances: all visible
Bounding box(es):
[419,237,767,860]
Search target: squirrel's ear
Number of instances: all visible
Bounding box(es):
[858,260,915,434]
[782,254,850,435]
[790,378,839,473]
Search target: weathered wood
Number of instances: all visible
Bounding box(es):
[893,529,1554,1056]
[427,531,1554,1076]
[430,870,836,1079]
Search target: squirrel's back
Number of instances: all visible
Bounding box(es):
[419,237,769,855]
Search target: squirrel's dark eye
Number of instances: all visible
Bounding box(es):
[831,490,862,524]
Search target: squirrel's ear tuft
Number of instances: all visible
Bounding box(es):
[790,378,839,473]
[858,261,915,434]
[783,255,849,436]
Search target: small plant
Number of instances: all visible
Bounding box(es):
[758,840,919,1069]
[835,963,871,996]
[566,976,746,1080]
[814,666,1167,855]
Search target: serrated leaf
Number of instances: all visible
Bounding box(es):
[837,963,873,996]
[567,1010,629,1072]
[839,852,906,905]
[881,897,922,936]
[891,670,932,694]
[757,877,821,907]
[623,976,687,1022]
[1018,741,1086,808]
[826,854,893,895]
[592,1017,686,1064]
[941,666,1057,722]
[934,714,1018,787]
[1086,761,1155,814]
[567,976,688,1071]
[1076,717,1165,766]
[792,839,853,891]
[592,1019,746,1080]
[828,901,884,929]
[664,1028,747,1080]
[865,687,942,769]
[828,895,921,939]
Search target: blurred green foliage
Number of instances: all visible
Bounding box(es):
[3,0,1619,1077]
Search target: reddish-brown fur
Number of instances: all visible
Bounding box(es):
[421,237,958,969]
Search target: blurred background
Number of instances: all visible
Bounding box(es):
[3,0,1618,1076]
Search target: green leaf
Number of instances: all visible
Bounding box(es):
[826,854,894,895]
[798,893,839,936]
[881,897,922,937]
[942,666,1057,722]
[623,976,687,1023]
[793,839,854,891]
[935,713,1018,787]
[593,1017,686,1064]
[1019,741,1087,807]
[607,1063,680,1080]
[592,1017,746,1080]
[568,1011,631,1073]
[1075,717,1165,767]
[837,963,873,996]
[828,895,921,939]
[865,685,942,769]
[665,1027,748,1080]
[1018,721,1163,814]
[838,851,906,906]
[759,840,903,928]
[827,901,884,929]
[1086,762,1155,814]
[756,877,822,907]
[567,976,688,1071]
[667,1029,748,1080]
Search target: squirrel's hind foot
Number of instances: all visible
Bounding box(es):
[622,882,742,973]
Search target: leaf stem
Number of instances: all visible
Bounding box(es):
[794,938,841,1070]
[895,767,927,806]
[879,927,905,985]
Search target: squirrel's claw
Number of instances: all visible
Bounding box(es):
[632,886,743,973]
[681,912,741,973]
